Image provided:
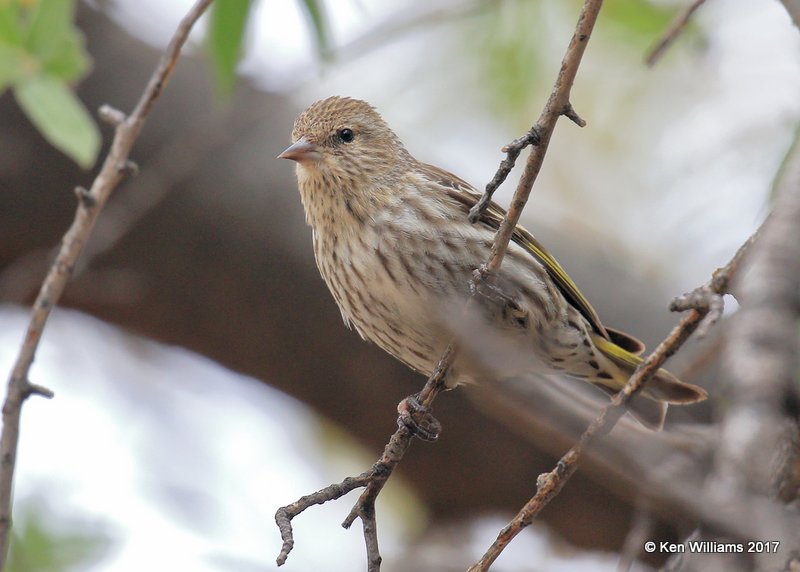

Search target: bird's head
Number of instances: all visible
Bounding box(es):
[278,96,410,184]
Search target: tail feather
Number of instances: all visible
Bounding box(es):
[605,327,646,356]
[628,396,668,430]
[588,333,707,430]
[590,333,708,404]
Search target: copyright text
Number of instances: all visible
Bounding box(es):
[643,540,781,554]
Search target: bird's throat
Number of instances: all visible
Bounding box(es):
[296,165,369,235]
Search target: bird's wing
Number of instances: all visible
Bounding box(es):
[418,162,610,339]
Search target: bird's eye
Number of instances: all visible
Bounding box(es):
[337,128,354,143]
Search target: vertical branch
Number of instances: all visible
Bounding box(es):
[714,126,800,496]
[0,1,214,567]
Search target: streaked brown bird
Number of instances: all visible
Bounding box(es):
[279,96,706,429]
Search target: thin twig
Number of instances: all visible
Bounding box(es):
[274,424,417,568]
[467,221,759,571]
[274,0,605,568]
[0,1,214,567]
[275,349,453,570]
[468,128,540,224]
[645,0,707,67]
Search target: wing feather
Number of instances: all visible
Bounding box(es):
[418,162,609,339]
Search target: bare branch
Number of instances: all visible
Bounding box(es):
[0,0,214,567]
[275,470,375,566]
[645,0,708,67]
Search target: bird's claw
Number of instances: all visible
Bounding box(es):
[397,394,441,442]
[471,266,520,308]
[470,266,503,301]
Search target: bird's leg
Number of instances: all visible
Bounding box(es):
[397,393,442,442]
[470,266,530,329]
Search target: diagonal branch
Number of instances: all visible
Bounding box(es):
[0,1,214,567]
[467,208,760,571]
[274,0,606,569]
[645,0,708,67]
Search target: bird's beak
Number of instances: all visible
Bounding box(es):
[277,137,320,163]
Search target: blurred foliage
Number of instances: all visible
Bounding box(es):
[1,0,692,164]
[467,0,683,125]
[0,0,99,168]
[470,0,547,121]
[0,0,332,164]
[7,499,114,572]
[601,0,677,41]
[206,0,330,98]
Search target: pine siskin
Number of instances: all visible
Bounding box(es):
[279,96,707,429]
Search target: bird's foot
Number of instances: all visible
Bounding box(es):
[471,266,516,306]
[397,394,441,442]
[471,266,528,328]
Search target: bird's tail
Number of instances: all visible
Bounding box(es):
[590,333,708,430]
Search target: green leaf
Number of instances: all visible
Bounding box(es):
[207,0,252,96]
[25,0,73,57]
[0,1,24,46]
[14,74,100,168]
[0,43,29,92]
[298,0,330,60]
[40,29,89,80]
